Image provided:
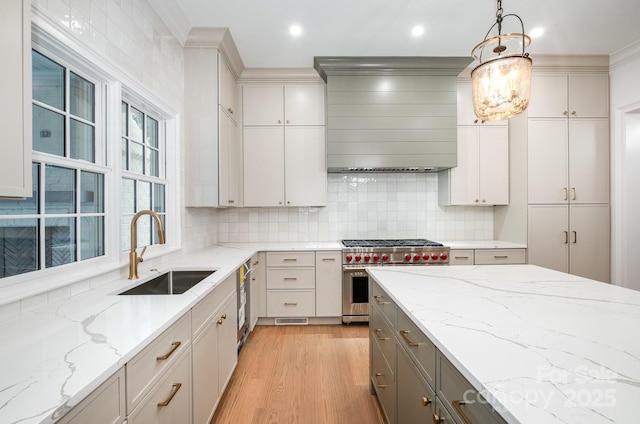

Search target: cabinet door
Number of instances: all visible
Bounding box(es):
[528,74,568,118]
[219,108,242,207]
[528,119,569,204]
[192,317,220,424]
[568,74,609,118]
[569,204,610,282]
[478,126,509,205]
[217,295,238,396]
[568,119,609,204]
[284,126,327,206]
[315,251,341,317]
[242,85,283,126]
[284,84,325,126]
[449,126,479,205]
[527,205,569,273]
[243,127,284,206]
[0,0,31,198]
[397,346,435,424]
[218,53,236,118]
[249,252,266,325]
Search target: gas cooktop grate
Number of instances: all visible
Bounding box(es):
[341,239,444,248]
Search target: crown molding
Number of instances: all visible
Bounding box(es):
[185,27,244,78]
[238,68,324,83]
[610,39,640,71]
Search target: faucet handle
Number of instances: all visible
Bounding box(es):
[138,245,148,263]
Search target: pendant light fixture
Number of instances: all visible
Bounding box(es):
[471,0,532,121]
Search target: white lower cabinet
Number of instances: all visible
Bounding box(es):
[314,251,341,317]
[127,348,192,424]
[57,368,126,424]
[265,251,316,317]
[449,248,526,265]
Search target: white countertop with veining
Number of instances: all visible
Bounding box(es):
[367,265,640,424]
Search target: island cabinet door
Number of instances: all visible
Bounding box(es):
[397,345,435,423]
[370,337,396,424]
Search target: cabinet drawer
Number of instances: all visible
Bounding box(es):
[192,274,236,337]
[128,348,192,424]
[438,353,507,424]
[397,346,435,424]
[449,249,474,265]
[267,290,315,316]
[370,304,395,377]
[371,282,396,328]
[126,314,190,412]
[57,368,125,424]
[475,249,526,265]
[397,310,436,389]
[267,251,315,267]
[267,267,315,289]
[370,336,396,424]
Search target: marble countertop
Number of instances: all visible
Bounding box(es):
[367,265,640,424]
[441,240,527,249]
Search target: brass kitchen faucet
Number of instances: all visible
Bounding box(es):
[128,210,166,279]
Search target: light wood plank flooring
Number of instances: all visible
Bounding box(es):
[211,324,384,424]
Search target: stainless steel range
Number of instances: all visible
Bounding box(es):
[342,239,450,323]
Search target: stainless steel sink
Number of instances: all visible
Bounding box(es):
[118,270,215,295]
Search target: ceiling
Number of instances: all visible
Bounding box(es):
[158,0,640,69]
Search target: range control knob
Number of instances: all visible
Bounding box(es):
[440,253,448,260]
[423,254,430,260]
[404,254,412,261]
[382,254,390,262]
[355,255,362,262]
[346,255,353,262]
[373,254,380,262]
[364,255,371,262]
[413,254,421,261]
[431,254,439,260]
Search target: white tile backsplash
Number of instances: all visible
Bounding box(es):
[216,173,493,242]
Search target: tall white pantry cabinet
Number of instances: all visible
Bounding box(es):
[527,71,610,282]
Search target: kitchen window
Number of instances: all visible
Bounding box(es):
[120,100,167,252]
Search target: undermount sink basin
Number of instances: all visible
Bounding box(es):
[118,270,215,295]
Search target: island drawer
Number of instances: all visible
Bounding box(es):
[371,281,396,328]
[370,303,395,377]
[397,310,436,389]
[449,249,474,265]
[371,335,396,424]
[266,268,315,289]
[437,352,507,424]
[126,313,191,412]
[266,290,315,316]
[474,249,526,265]
[192,273,236,337]
[266,251,315,267]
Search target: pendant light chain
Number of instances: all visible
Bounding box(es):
[496,0,503,34]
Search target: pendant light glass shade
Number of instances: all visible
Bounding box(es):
[471,1,532,121]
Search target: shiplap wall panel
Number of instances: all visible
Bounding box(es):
[327,74,458,170]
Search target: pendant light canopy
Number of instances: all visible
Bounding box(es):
[471,0,532,121]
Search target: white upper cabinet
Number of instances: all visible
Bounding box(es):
[527,73,609,118]
[284,126,327,207]
[242,85,284,126]
[243,84,326,126]
[284,84,326,126]
[218,54,237,120]
[0,0,31,198]
[243,127,284,206]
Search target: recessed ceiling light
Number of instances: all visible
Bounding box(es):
[412,26,425,37]
[290,25,303,37]
[530,27,544,38]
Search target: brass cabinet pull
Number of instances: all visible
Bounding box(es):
[284,302,298,306]
[452,400,472,424]
[563,110,569,116]
[399,330,420,347]
[156,341,181,361]
[572,231,577,244]
[454,255,469,259]
[422,396,432,406]
[373,295,390,305]
[564,231,569,244]
[493,255,508,259]
[322,257,336,261]
[228,199,235,204]
[374,372,388,388]
[432,413,445,424]
[374,328,389,341]
[283,277,298,281]
[217,313,228,325]
[283,258,297,262]
[571,187,576,200]
[227,107,234,115]
[157,383,182,407]
[571,111,577,116]
[563,187,568,200]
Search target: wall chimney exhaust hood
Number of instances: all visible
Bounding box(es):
[314,57,472,173]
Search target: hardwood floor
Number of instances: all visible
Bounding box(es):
[211,324,385,424]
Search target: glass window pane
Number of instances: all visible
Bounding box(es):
[45,217,76,268]
[80,171,103,213]
[32,50,64,110]
[70,72,95,122]
[153,184,165,213]
[45,166,75,214]
[122,102,128,136]
[70,119,95,162]
[0,164,38,215]
[33,105,64,156]
[145,116,158,148]
[130,107,143,142]
[130,142,143,174]
[121,138,129,170]
[0,219,39,278]
[137,181,151,211]
[121,179,135,215]
[80,216,104,260]
[145,147,158,177]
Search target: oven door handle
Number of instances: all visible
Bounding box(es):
[343,265,368,271]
